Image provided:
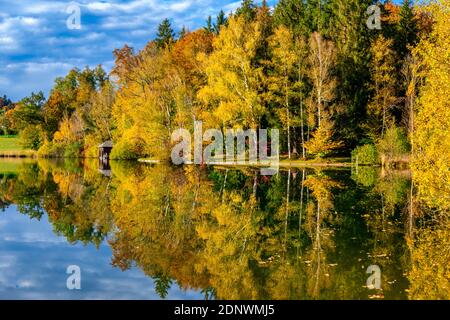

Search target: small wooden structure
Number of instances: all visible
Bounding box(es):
[99,141,113,177]
[99,141,113,161]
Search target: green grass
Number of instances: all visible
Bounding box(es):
[0,135,22,151]
[0,135,36,157]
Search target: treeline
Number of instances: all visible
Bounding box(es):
[2,0,447,167]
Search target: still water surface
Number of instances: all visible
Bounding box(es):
[0,159,432,299]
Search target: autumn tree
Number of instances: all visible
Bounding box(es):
[53,112,84,146]
[401,54,422,153]
[412,0,450,211]
[111,27,213,160]
[268,26,305,159]
[305,116,342,158]
[308,32,336,128]
[90,82,114,140]
[171,30,213,130]
[111,45,137,85]
[367,35,398,138]
[111,43,174,159]
[198,15,265,129]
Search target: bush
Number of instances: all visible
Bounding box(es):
[19,125,45,150]
[377,125,410,165]
[83,134,102,158]
[37,141,65,158]
[64,142,82,158]
[351,144,379,165]
[110,139,141,160]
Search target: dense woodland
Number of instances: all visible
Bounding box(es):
[0,1,449,186]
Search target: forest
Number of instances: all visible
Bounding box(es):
[0,0,448,300]
[0,0,449,194]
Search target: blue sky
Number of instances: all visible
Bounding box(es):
[0,0,276,101]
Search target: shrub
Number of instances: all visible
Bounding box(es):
[37,141,65,158]
[110,139,141,160]
[83,134,102,158]
[351,144,379,165]
[64,142,82,158]
[304,117,343,158]
[377,125,410,165]
[19,125,45,150]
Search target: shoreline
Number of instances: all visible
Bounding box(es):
[137,157,370,169]
[0,155,409,170]
[0,151,37,158]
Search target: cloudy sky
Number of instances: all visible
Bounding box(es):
[0,0,275,101]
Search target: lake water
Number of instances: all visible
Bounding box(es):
[0,158,441,299]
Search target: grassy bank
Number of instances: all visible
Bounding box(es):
[0,135,36,158]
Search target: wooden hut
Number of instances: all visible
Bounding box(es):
[99,141,113,161]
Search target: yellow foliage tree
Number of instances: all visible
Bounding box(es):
[268,26,298,159]
[198,15,265,129]
[367,35,398,138]
[412,0,450,211]
[304,115,343,158]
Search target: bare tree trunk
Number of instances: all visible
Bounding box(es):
[409,183,414,239]
[285,72,292,160]
[253,173,257,197]
[221,169,228,202]
[287,107,291,160]
[317,33,323,128]
[300,99,306,159]
[382,99,387,137]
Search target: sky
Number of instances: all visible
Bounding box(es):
[0,0,276,102]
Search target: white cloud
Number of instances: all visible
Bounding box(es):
[20,17,40,26]
[169,1,193,12]
[86,2,113,12]
[0,16,41,32]
[0,36,14,45]
[19,1,65,15]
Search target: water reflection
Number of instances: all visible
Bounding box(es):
[0,159,448,300]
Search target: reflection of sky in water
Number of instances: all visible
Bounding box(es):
[0,205,202,300]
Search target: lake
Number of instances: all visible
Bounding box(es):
[0,158,444,300]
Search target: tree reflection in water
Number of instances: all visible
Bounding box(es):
[0,159,447,300]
